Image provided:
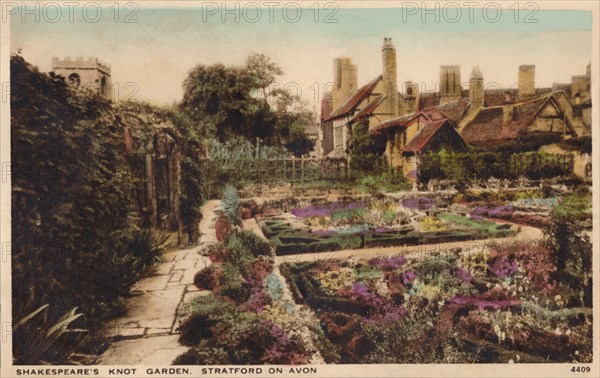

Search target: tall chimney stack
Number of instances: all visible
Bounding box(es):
[518,65,536,100]
[469,65,484,108]
[331,57,357,113]
[382,37,399,118]
[439,65,462,105]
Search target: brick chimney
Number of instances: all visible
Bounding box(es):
[382,37,399,118]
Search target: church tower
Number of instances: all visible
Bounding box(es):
[52,57,112,99]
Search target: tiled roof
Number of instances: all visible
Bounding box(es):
[369,112,428,132]
[421,98,470,124]
[460,94,553,144]
[349,95,386,123]
[402,119,450,153]
[324,75,383,122]
[418,92,438,110]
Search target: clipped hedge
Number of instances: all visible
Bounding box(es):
[420,150,574,183]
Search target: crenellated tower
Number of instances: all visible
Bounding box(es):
[52,56,112,99]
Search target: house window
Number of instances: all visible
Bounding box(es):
[334,126,343,147]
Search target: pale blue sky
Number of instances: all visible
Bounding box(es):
[11,4,593,107]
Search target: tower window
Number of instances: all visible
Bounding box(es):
[68,73,81,88]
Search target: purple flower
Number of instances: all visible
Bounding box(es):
[489,256,519,278]
[241,279,270,313]
[402,198,436,210]
[352,282,370,296]
[368,255,407,270]
[401,270,417,285]
[456,267,473,283]
[471,206,489,216]
[291,201,365,218]
[365,303,406,325]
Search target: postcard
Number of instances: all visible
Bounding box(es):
[1,1,598,377]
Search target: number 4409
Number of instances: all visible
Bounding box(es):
[571,366,591,373]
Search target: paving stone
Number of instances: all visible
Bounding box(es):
[173,258,196,271]
[186,284,200,292]
[131,274,170,292]
[103,322,145,339]
[180,268,197,285]
[112,286,185,330]
[145,327,172,335]
[99,334,188,365]
[161,251,177,262]
[169,270,183,283]
[154,262,174,276]
[165,281,186,289]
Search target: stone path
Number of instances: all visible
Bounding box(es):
[99,200,221,365]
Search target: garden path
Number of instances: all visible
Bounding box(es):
[99,200,221,365]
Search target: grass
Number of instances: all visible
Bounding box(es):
[437,213,515,238]
[550,186,592,222]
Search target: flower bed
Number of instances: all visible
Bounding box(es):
[258,199,516,255]
[175,230,316,365]
[280,242,592,363]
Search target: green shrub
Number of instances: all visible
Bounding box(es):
[233,230,274,258]
[215,214,232,242]
[13,305,86,364]
[551,186,592,223]
[193,266,221,290]
[126,229,169,269]
[219,263,251,303]
[225,233,258,275]
[222,185,241,226]
[173,341,229,364]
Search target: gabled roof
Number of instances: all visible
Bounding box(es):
[349,95,386,124]
[370,98,469,133]
[323,75,382,122]
[369,112,429,132]
[421,98,470,124]
[402,119,461,153]
[460,93,575,145]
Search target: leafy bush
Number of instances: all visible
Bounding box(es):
[11,56,169,363]
[231,230,274,258]
[215,214,232,242]
[218,263,252,303]
[222,185,241,226]
[194,266,221,290]
[176,295,308,364]
[13,305,86,364]
[125,229,169,270]
[420,150,574,183]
